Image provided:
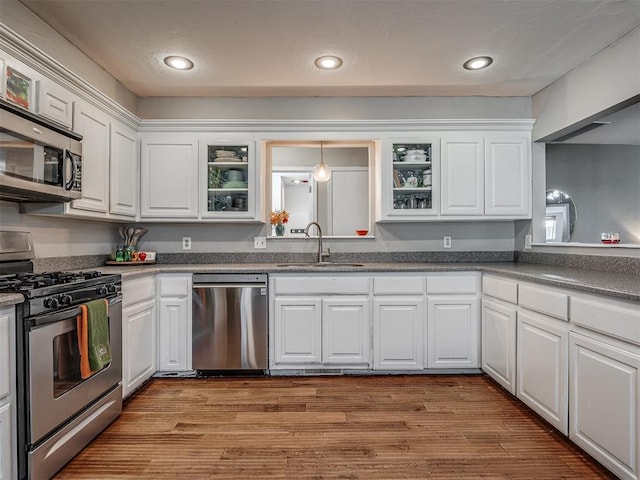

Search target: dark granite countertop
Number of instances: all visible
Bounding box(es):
[95,262,640,303]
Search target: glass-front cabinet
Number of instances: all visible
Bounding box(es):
[380,137,440,220]
[199,138,258,220]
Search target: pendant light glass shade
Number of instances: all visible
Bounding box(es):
[312,141,332,182]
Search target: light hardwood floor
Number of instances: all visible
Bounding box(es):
[54,375,615,479]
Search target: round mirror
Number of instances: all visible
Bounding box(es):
[545,188,577,242]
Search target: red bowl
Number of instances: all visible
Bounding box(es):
[355,229,368,236]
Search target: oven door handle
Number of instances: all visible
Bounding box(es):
[30,295,122,328]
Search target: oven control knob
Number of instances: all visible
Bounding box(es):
[96,285,108,296]
[106,283,117,293]
[60,294,73,305]
[44,297,59,309]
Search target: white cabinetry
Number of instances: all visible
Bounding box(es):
[568,293,640,480]
[440,133,530,218]
[109,120,138,217]
[273,297,322,365]
[0,307,15,480]
[140,135,199,218]
[122,275,156,397]
[373,297,424,370]
[157,274,192,371]
[71,99,110,213]
[517,309,569,434]
[271,275,371,369]
[482,279,518,394]
[484,135,530,216]
[426,274,480,369]
[440,134,484,215]
[570,331,639,480]
[36,78,74,128]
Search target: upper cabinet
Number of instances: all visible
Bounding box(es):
[379,129,531,222]
[139,134,261,222]
[140,134,199,219]
[441,133,531,218]
[35,78,74,128]
[109,120,138,217]
[199,136,259,221]
[380,137,440,220]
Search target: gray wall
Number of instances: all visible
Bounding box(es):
[546,144,640,244]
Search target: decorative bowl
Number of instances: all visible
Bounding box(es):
[355,229,368,236]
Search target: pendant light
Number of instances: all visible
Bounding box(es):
[312,141,332,182]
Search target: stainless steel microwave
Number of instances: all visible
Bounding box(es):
[0,98,82,203]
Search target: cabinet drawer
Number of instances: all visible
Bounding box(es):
[571,296,640,346]
[482,276,518,304]
[157,275,191,297]
[122,276,155,306]
[427,274,478,295]
[519,284,568,320]
[273,276,370,295]
[374,276,425,295]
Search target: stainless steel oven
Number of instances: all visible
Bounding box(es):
[0,232,123,480]
[25,295,122,479]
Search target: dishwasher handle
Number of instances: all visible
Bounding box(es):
[193,283,266,290]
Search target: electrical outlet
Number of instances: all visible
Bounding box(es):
[254,236,267,249]
[443,236,452,249]
[182,237,191,250]
[525,234,532,250]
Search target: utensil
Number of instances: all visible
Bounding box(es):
[130,227,148,247]
[125,227,134,246]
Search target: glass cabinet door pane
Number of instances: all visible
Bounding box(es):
[391,142,433,212]
[206,144,250,213]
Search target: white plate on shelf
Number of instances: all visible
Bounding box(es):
[222,181,248,188]
[213,157,242,162]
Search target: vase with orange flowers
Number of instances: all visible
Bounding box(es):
[270,210,289,236]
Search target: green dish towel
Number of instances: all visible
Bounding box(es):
[84,298,112,371]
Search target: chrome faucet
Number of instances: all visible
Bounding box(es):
[305,221,331,263]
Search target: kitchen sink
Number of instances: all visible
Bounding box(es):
[276,262,365,268]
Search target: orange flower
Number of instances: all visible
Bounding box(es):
[270,210,289,225]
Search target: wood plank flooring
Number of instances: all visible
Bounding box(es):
[54,375,615,479]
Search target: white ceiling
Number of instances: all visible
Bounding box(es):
[19,0,640,98]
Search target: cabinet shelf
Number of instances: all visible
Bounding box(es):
[207,161,248,167]
[393,161,432,167]
[393,187,432,192]
[207,188,249,192]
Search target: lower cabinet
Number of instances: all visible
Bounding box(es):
[273,296,370,367]
[517,310,569,434]
[122,276,156,397]
[373,297,425,370]
[427,295,479,368]
[0,306,15,480]
[157,274,192,371]
[570,331,640,480]
[482,297,517,394]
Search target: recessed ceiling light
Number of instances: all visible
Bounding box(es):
[163,55,194,70]
[314,55,343,70]
[463,56,493,70]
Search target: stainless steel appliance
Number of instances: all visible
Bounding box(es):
[0,232,122,480]
[0,99,82,203]
[192,274,267,372]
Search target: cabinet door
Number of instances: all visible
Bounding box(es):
[109,121,138,217]
[427,295,480,368]
[122,299,155,397]
[157,297,189,371]
[36,78,74,127]
[200,139,259,220]
[71,100,110,213]
[570,331,640,480]
[0,403,12,480]
[484,135,530,216]
[373,297,424,370]
[440,135,484,215]
[482,298,517,394]
[517,310,569,434]
[322,297,370,365]
[140,136,199,218]
[273,297,322,365]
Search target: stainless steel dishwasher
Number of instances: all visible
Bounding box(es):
[192,274,268,373]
